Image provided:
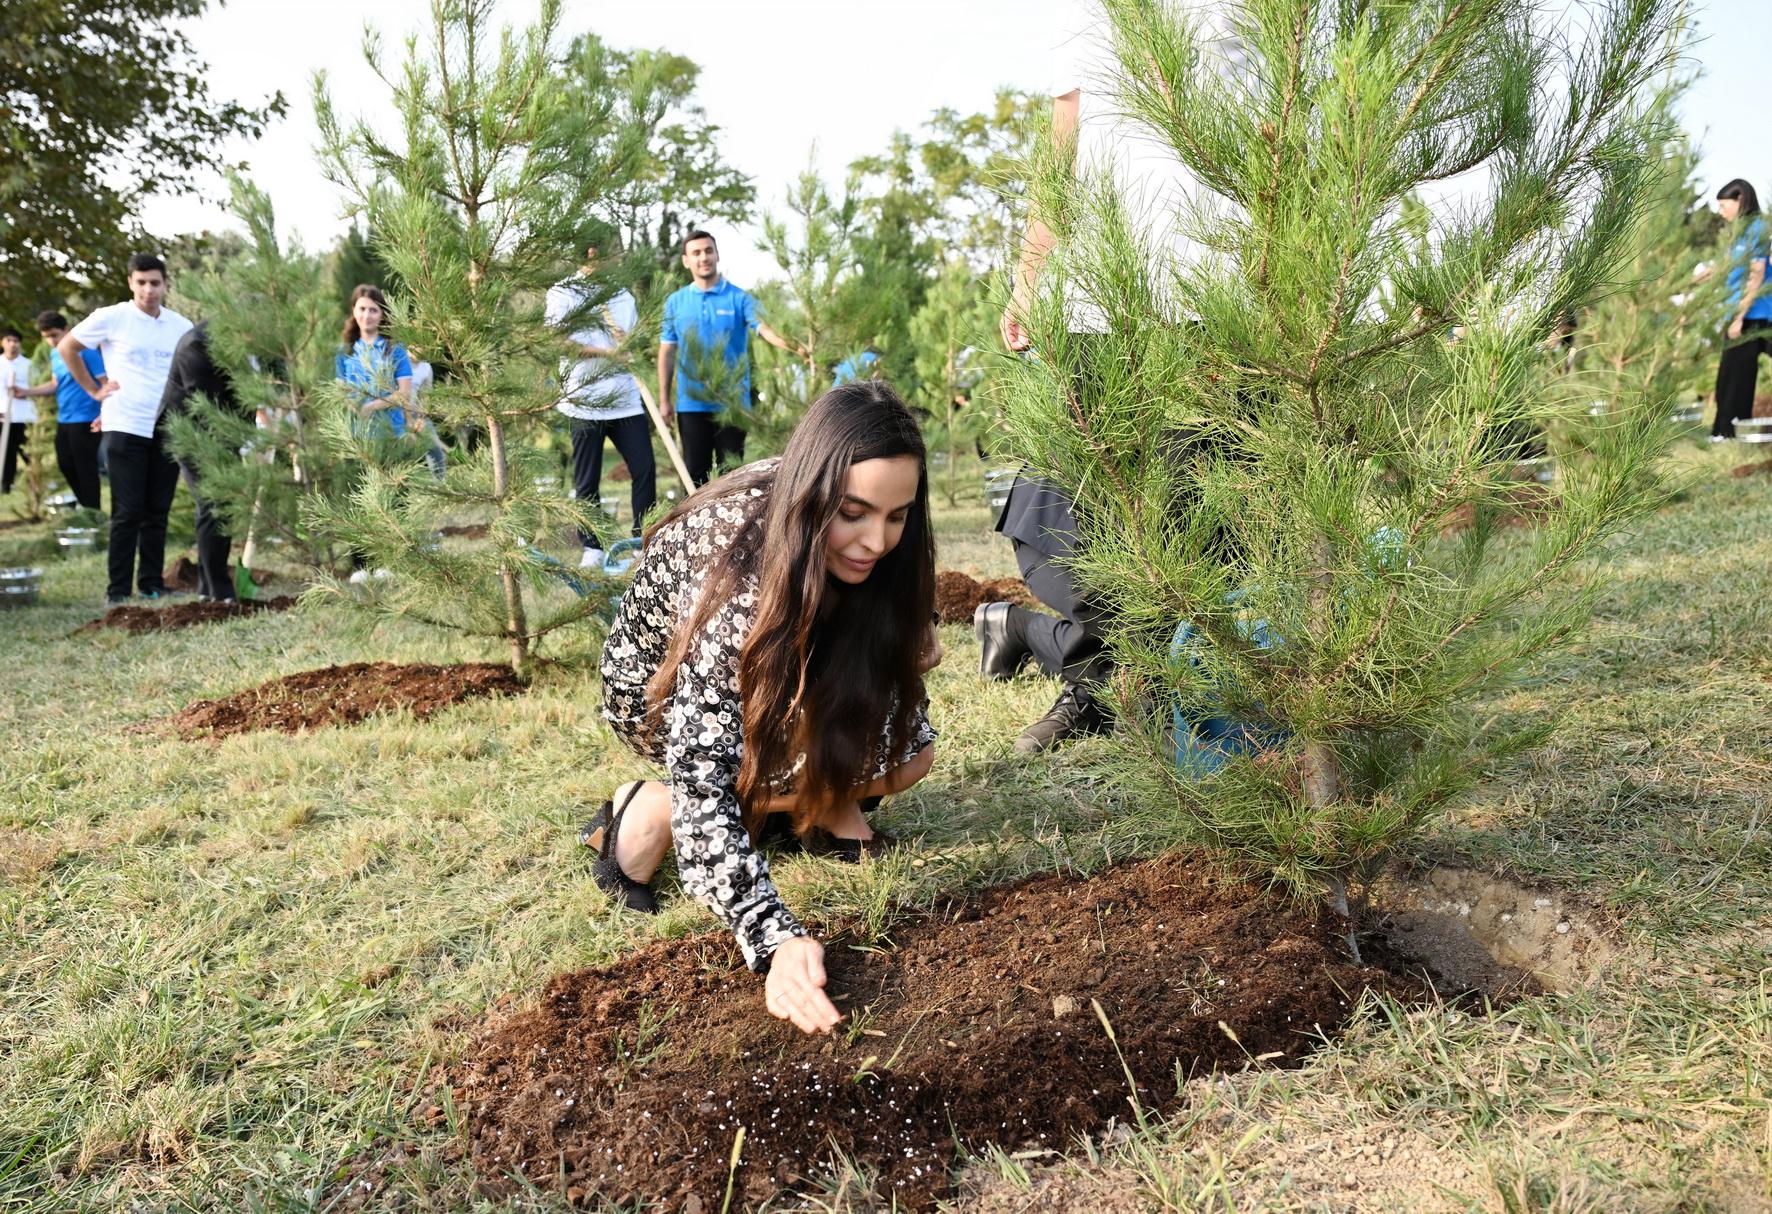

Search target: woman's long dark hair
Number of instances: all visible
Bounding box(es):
[1718,178,1761,217]
[342,284,391,348]
[644,381,935,836]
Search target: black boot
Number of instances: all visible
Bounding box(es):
[974,601,1032,680]
[1015,682,1112,754]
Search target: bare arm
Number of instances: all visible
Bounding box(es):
[1002,90,1078,352]
[755,322,806,359]
[56,334,113,401]
[16,381,57,398]
[656,341,677,424]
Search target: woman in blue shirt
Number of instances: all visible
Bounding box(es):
[1709,180,1772,440]
[335,285,414,439]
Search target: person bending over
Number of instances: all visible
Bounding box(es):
[588,380,941,1035]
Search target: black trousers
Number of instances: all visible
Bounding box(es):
[570,413,656,547]
[104,431,180,598]
[0,422,26,494]
[1008,538,1114,691]
[1713,318,1770,438]
[677,411,745,486]
[177,458,234,600]
[56,423,104,510]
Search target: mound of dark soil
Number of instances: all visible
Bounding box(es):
[79,595,298,635]
[1439,487,1558,539]
[439,522,491,539]
[1732,458,1772,478]
[933,570,1036,625]
[162,555,201,591]
[452,852,1428,1211]
[168,661,523,739]
[608,461,631,482]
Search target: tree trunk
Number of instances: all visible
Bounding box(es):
[485,411,529,677]
[1304,534,1359,960]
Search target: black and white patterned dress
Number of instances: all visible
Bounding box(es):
[600,459,937,971]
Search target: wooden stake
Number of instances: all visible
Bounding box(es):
[634,375,694,493]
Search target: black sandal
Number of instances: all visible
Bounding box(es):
[578,782,660,914]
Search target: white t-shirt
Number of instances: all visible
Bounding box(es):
[68,301,193,438]
[1049,1,1245,329]
[546,281,645,421]
[0,355,36,425]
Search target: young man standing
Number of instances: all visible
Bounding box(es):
[548,242,656,566]
[656,230,806,485]
[0,329,37,496]
[59,253,194,602]
[20,312,108,510]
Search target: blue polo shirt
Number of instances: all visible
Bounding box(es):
[336,336,415,437]
[833,351,879,385]
[49,347,106,425]
[660,278,761,413]
[1724,215,1772,321]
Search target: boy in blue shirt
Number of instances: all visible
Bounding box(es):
[23,311,108,510]
[656,230,806,485]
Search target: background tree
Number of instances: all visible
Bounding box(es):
[560,38,755,271]
[163,174,353,572]
[0,0,284,324]
[1003,0,1682,944]
[911,259,997,504]
[312,0,662,676]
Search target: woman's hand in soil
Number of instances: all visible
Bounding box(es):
[917,622,943,674]
[765,937,842,1035]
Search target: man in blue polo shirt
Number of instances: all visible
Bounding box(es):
[656,229,806,485]
[20,311,108,510]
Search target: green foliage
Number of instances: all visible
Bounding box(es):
[1003,0,1685,907]
[911,261,999,505]
[313,0,665,675]
[329,223,402,313]
[0,0,284,325]
[163,175,356,571]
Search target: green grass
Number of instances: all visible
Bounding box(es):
[1,446,1769,1212]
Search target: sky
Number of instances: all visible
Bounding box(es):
[140,0,1767,290]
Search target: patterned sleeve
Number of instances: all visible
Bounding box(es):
[663,582,806,972]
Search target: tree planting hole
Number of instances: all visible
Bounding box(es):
[450,852,1458,1212]
[1368,865,1616,997]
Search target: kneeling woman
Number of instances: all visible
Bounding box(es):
[590,381,940,1035]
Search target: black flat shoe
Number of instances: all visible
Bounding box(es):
[579,782,659,914]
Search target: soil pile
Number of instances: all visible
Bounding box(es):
[933,570,1035,624]
[608,461,631,482]
[439,522,491,538]
[168,661,523,739]
[80,596,298,635]
[1439,487,1558,539]
[162,555,202,591]
[451,852,1426,1211]
[1732,458,1772,479]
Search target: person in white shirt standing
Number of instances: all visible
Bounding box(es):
[547,241,655,568]
[58,253,194,603]
[0,328,38,496]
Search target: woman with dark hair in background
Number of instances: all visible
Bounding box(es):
[1708,179,1772,440]
[587,380,941,1035]
[335,284,414,439]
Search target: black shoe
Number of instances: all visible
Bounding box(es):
[578,783,659,914]
[975,601,1030,681]
[105,594,131,606]
[1015,682,1112,755]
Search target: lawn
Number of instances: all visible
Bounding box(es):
[0,445,1768,1212]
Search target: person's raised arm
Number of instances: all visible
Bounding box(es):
[1002,89,1078,352]
[755,322,807,362]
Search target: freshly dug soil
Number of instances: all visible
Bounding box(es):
[79,596,298,635]
[608,461,631,482]
[439,522,491,539]
[1439,487,1558,539]
[1732,458,1772,478]
[452,852,1428,1211]
[167,661,523,740]
[933,570,1036,625]
[162,555,202,591]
